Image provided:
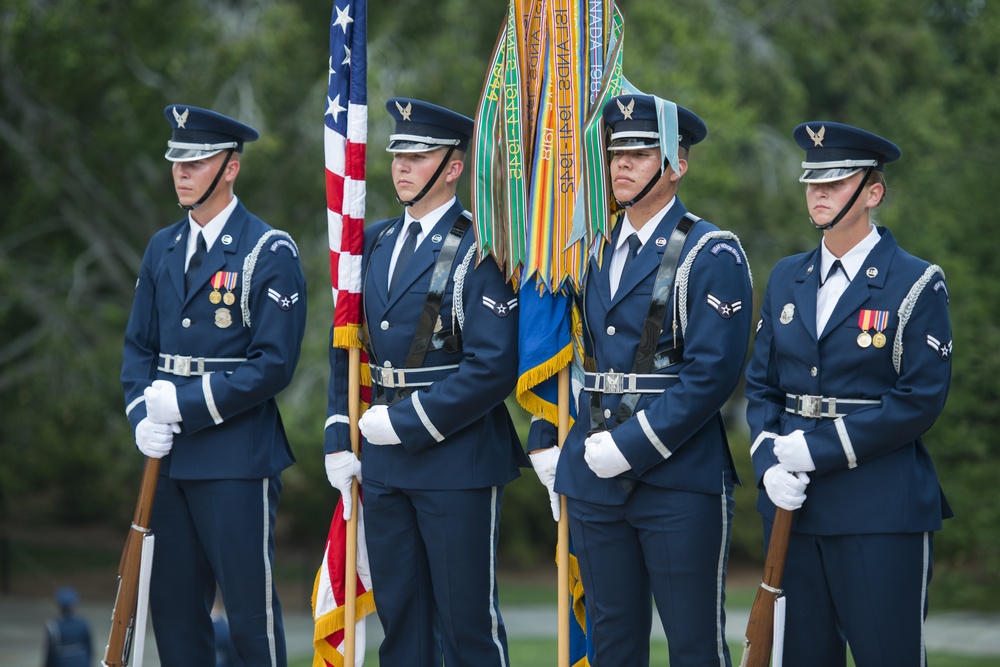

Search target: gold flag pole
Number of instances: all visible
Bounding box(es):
[343,346,362,666]
[556,365,571,666]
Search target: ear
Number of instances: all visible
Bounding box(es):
[866,180,884,208]
[668,157,688,182]
[445,157,465,184]
[225,158,241,183]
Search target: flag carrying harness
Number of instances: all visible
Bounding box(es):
[363,214,471,405]
[585,213,698,433]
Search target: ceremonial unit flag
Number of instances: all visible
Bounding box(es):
[472,3,633,665]
[326,0,368,349]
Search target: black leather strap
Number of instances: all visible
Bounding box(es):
[403,215,471,371]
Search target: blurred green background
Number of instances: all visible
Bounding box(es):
[1,0,997,612]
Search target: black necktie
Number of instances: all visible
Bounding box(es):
[621,233,642,278]
[823,259,849,286]
[186,231,207,293]
[390,221,421,293]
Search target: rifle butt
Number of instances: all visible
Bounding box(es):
[740,508,794,667]
[102,457,161,667]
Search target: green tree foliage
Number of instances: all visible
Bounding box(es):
[1,0,997,606]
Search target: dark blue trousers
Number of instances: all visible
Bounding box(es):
[364,479,509,667]
[568,481,734,667]
[149,476,285,667]
[768,526,933,667]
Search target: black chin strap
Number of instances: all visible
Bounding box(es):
[178,149,235,211]
[615,158,666,208]
[396,147,456,208]
[810,166,874,231]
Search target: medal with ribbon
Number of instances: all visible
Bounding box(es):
[872,310,889,348]
[857,309,874,348]
[209,271,225,304]
[223,271,238,306]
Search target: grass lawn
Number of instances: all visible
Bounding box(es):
[5,533,994,667]
[290,571,999,666]
[291,641,1000,666]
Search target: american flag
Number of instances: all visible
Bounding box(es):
[326,0,367,348]
[315,2,372,666]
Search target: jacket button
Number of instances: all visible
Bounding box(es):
[380,320,389,330]
[182,318,191,328]
[603,409,612,419]
[606,326,616,335]
[810,366,818,377]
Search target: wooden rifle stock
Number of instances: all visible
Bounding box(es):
[102,457,161,667]
[740,507,794,667]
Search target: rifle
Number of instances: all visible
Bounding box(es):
[102,457,160,667]
[740,507,794,667]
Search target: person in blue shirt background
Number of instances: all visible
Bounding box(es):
[744,121,953,666]
[44,587,92,667]
[121,104,307,667]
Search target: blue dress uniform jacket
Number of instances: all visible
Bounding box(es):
[554,200,751,502]
[324,199,526,486]
[121,201,306,479]
[745,226,952,535]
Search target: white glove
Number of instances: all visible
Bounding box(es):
[135,418,174,459]
[763,464,810,510]
[145,380,182,427]
[584,430,631,478]
[358,404,401,445]
[529,447,561,522]
[773,429,815,472]
[325,451,363,520]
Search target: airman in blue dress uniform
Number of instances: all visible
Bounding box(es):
[44,587,92,667]
[744,122,952,666]
[121,105,306,667]
[532,94,752,666]
[323,98,526,667]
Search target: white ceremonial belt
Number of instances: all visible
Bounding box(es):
[370,363,460,389]
[158,353,247,377]
[785,393,880,419]
[584,371,679,394]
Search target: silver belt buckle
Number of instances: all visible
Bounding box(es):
[604,372,623,394]
[381,367,396,389]
[173,355,191,377]
[799,394,822,419]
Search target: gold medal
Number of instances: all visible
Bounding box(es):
[209,272,225,305]
[857,331,872,348]
[873,332,886,348]
[222,271,238,307]
[214,307,233,329]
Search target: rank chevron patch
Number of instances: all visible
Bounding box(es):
[267,288,300,311]
[926,334,952,360]
[482,295,518,318]
[706,294,741,319]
